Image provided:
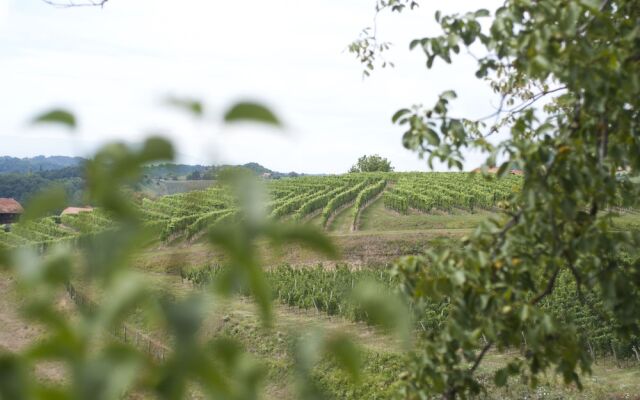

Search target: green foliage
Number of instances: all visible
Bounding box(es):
[321,179,374,228]
[382,191,408,214]
[0,101,352,400]
[386,172,521,213]
[0,155,84,174]
[542,270,640,359]
[351,179,386,230]
[0,166,85,205]
[349,155,394,173]
[164,96,204,117]
[21,186,68,222]
[186,264,399,324]
[354,0,640,397]
[224,101,281,126]
[31,108,76,130]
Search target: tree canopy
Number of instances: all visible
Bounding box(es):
[349,154,394,173]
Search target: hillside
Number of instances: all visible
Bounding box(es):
[0,155,84,174]
[2,172,639,399]
[0,157,299,204]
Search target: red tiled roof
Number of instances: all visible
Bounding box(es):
[472,167,523,175]
[61,206,93,216]
[0,198,24,214]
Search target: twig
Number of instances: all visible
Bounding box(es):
[470,341,493,373]
[41,0,108,8]
[531,266,560,305]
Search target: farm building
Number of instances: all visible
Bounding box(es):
[0,198,24,224]
[61,206,93,216]
[472,167,523,176]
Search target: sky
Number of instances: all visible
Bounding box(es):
[0,0,504,174]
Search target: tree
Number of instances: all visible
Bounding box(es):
[349,154,394,173]
[354,0,640,398]
[187,170,202,180]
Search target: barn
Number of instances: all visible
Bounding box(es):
[0,198,24,224]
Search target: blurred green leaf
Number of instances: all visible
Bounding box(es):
[209,337,243,369]
[494,368,509,387]
[224,102,281,126]
[139,136,175,163]
[0,354,28,400]
[22,186,67,222]
[264,223,338,259]
[163,294,204,342]
[77,344,144,400]
[32,108,76,130]
[352,281,411,347]
[165,96,204,117]
[324,333,362,383]
[96,273,149,330]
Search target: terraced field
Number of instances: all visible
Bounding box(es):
[0,172,521,249]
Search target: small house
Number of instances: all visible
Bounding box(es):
[0,198,24,224]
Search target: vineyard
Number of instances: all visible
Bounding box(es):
[3,168,640,399]
[183,263,640,363]
[1,172,523,249]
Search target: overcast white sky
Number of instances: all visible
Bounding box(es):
[0,0,503,174]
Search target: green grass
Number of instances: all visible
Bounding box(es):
[611,210,640,230]
[359,196,496,232]
[328,203,357,233]
[479,351,640,399]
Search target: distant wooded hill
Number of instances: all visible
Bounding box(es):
[0,166,85,204]
[0,156,85,174]
[0,156,301,204]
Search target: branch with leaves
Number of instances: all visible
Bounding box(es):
[372,0,640,398]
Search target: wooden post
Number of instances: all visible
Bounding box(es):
[587,341,596,364]
[632,346,640,364]
[610,342,619,367]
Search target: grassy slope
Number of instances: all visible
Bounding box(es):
[128,205,640,399]
[359,197,496,231]
[611,211,640,230]
[480,352,640,399]
[328,203,357,233]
